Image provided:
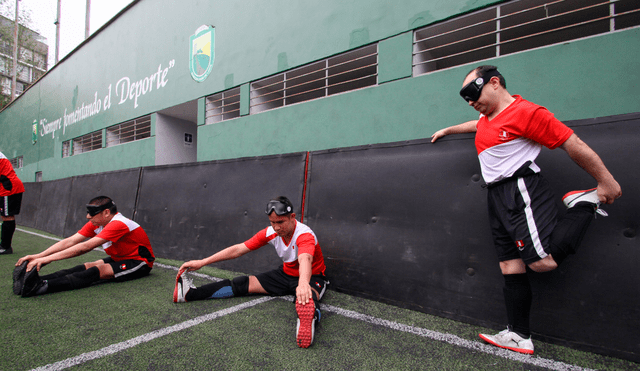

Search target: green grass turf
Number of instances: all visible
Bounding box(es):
[1,226,638,370]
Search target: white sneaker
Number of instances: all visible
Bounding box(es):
[173,268,195,303]
[562,188,608,216]
[479,328,534,355]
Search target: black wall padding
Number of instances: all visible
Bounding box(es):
[63,168,142,238]
[305,139,502,318]
[14,113,638,362]
[528,113,639,360]
[304,113,639,362]
[19,182,42,229]
[33,178,73,236]
[135,153,307,274]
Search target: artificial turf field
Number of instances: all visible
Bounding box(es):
[1,226,637,371]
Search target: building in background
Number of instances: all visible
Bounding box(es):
[0,15,48,109]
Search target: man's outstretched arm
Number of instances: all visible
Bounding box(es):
[179,243,251,272]
[16,233,87,267]
[431,120,478,143]
[25,235,107,272]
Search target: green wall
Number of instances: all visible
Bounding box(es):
[197,28,640,161]
[1,0,639,180]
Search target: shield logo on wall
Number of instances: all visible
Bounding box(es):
[189,25,215,82]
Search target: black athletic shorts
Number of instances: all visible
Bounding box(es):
[487,173,557,265]
[255,266,329,299]
[103,257,152,282]
[1,193,22,217]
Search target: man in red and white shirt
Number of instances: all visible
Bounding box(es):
[174,196,328,348]
[431,66,621,355]
[15,196,155,297]
[0,151,25,255]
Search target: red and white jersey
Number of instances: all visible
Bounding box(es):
[244,220,326,277]
[79,213,155,267]
[475,95,573,184]
[0,151,25,197]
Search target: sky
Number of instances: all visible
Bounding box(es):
[1,0,134,69]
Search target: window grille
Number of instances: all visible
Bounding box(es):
[72,131,102,155]
[105,115,151,147]
[9,156,22,169]
[250,44,378,114]
[62,140,71,158]
[205,87,241,124]
[1,77,9,95]
[17,65,30,82]
[0,40,11,56]
[33,53,45,70]
[413,0,640,76]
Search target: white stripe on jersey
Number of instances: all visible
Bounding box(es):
[517,178,548,260]
[478,137,541,184]
[92,213,140,249]
[265,221,318,263]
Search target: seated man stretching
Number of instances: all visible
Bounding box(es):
[14,196,155,297]
[174,196,328,348]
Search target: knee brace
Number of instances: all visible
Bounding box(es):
[231,276,250,296]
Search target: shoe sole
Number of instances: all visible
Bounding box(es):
[479,333,534,355]
[562,188,597,207]
[296,298,315,348]
[173,268,187,303]
[13,261,27,295]
[21,268,42,297]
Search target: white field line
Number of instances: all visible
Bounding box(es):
[31,296,275,371]
[322,304,595,371]
[20,228,593,371]
[16,228,64,242]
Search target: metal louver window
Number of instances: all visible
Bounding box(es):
[413,0,640,76]
[250,44,378,114]
[9,156,23,169]
[62,140,71,158]
[72,131,103,155]
[205,87,241,124]
[106,115,151,147]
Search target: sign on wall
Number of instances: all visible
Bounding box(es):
[189,25,215,83]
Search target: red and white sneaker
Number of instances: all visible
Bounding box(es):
[562,188,608,216]
[173,268,194,303]
[295,298,316,348]
[479,328,534,355]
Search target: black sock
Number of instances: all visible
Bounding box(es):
[47,267,101,293]
[41,264,87,280]
[547,203,595,265]
[503,273,532,338]
[185,279,234,301]
[1,219,16,248]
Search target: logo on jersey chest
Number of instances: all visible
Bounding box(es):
[499,130,511,141]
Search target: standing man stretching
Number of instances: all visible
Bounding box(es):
[174,196,328,348]
[431,65,621,354]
